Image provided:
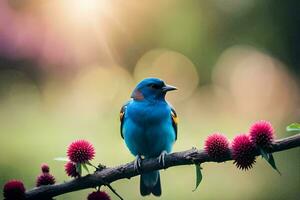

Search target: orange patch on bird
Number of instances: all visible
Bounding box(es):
[172,115,178,124]
[132,89,144,100]
[171,110,178,124]
[120,111,124,121]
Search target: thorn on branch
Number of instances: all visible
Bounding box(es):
[96,164,107,172]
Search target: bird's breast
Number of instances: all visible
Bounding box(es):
[127,101,170,124]
[123,101,175,157]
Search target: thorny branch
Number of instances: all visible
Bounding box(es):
[25,134,300,199]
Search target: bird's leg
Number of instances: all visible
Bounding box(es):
[158,150,168,169]
[134,155,142,173]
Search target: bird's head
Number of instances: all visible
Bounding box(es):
[131,78,177,101]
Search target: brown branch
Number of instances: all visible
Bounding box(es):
[25,134,300,199]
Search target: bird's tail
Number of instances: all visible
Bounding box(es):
[140,170,161,196]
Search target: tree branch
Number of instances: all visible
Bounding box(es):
[25,134,300,199]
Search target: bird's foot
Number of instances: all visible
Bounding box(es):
[158,151,168,169]
[134,155,142,173]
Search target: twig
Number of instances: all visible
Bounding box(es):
[106,184,124,200]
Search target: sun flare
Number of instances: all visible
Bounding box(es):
[62,0,108,22]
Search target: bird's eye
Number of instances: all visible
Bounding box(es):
[149,84,161,89]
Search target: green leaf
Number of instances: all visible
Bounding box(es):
[192,164,202,192]
[54,157,69,162]
[286,123,300,132]
[268,153,281,175]
[259,148,269,161]
[260,148,281,175]
[76,163,82,176]
[82,163,89,173]
[86,161,94,167]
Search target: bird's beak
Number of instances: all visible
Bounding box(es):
[162,84,177,92]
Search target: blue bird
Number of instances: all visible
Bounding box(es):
[120,77,178,196]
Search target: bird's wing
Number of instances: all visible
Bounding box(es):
[170,106,178,141]
[120,101,130,139]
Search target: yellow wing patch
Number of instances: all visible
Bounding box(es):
[171,108,178,140]
[120,105,127,139]
[171,111,178,125]
[120,111,124,122]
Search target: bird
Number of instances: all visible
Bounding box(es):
[120,77,178,196]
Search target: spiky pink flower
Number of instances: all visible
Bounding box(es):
[232,134,256,170]
[65,161,80,178]
[87,191,111,200]
[249,120,275,149]
[67,140,95,163]
[3,180,26,200]
[36,173,55,187]
[41,163,50,173]
[204,133,230,162]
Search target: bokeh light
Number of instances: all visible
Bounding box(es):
[212,45,300,122]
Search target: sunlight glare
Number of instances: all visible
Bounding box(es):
[63,0,107,22]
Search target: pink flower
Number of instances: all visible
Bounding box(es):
[36,173,55,187]
[3,180,26,200]
[204,133,230,161]
[249,120,275,148]
[65,161,80,178]
[41,163,50,173]
[67,140,95,163]
[232,134,256,170]
[36,163,55,187]
[87,191,111,200]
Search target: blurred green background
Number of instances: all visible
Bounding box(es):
[0,0,299,199]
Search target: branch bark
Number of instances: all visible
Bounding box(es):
[25,134,300,199]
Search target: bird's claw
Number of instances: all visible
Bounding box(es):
[134,155,142,173]
[158,151,168,169]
